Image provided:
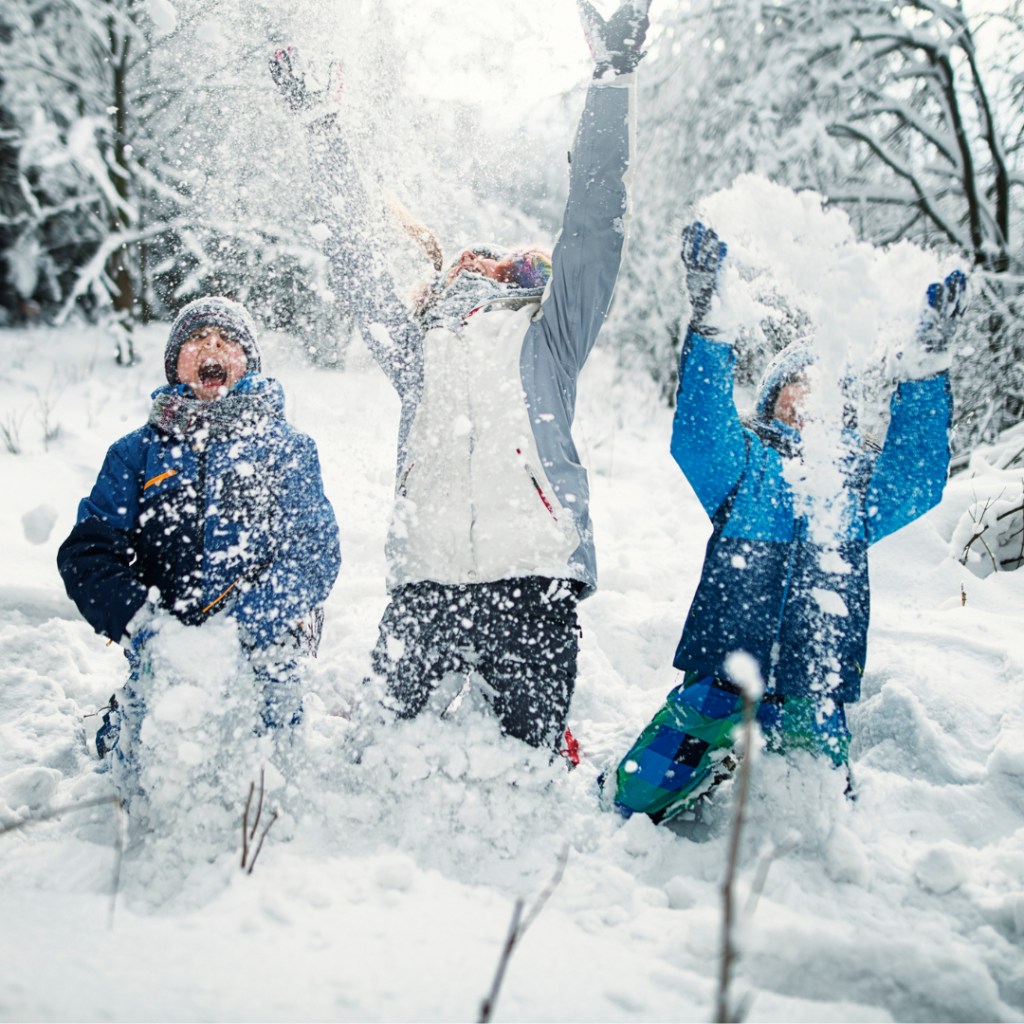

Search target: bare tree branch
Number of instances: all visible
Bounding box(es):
[827,122,967,247]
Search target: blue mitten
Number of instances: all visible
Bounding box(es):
[680,221,728,337]
[578,0,652,78]
[897,270,968,380]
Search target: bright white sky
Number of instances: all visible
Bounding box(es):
[391,0,596,106]
[285,0,623,120]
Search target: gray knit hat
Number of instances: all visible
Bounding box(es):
[164,297,261,385]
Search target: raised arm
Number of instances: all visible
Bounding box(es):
[866,271,964,543]
[670,223,749,518]
[537,0,650,372]
[864,375,952,543]
[269,49,423,401]
[671,331,750,518]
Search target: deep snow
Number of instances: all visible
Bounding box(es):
[1,297,1024,1019]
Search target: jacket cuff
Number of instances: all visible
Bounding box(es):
[119,587,160,647]
[894,339,954,382]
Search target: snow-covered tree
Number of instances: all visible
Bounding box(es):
[0,0,339,361]
[0,0,169,359]
[0,0,574,365]
[609,0,1024,451]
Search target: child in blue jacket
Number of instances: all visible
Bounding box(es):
[614,223,964,822]
[57,297,341,772]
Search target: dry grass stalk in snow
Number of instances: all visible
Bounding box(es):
[478,841,570,1023]
[716,652,765,1024]
[241,768,278,875]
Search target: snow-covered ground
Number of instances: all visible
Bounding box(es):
[1,320,1023,1023]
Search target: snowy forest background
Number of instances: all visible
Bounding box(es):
[5,3,1024,1020]
[3,0,1024,459]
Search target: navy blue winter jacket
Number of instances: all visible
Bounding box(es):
[672,330,952,703]
[57,374,341,649]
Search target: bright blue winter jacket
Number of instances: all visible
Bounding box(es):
[672,330,952,703]
[57,374,341,649]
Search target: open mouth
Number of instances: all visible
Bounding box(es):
[198,360,227,388]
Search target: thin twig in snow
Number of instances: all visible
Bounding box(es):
[246,812,278,875]
[108,797,126,930]
[960,492,1001,573]
[241,781,254,868]
[479,899,523,1024]
[716,690,756,1024]
[743,834,800,920]
[976,529,1000,573]
[518,842,570,937]
[241,769,273,872]
[250,767,265,842]
[478,842,571,1024]
[0,411,23,455]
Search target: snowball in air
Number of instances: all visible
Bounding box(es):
[147,0,177,34]
[22,504,57,545]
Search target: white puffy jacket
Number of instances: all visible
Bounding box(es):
[305,76,636,595]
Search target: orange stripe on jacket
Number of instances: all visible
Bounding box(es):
[143,469,178,491]
[201,563,271,615]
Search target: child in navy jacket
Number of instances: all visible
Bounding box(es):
[613,224,964,823]
[58,297,341,771]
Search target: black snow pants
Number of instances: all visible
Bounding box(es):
[370,576,582,750]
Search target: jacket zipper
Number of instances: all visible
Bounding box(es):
[516,447,558,520]
[194,442,208,619]
[771,517,802,670]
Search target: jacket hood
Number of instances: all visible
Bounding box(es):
[755,340,817,424]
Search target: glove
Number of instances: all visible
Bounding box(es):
[578,0,652,78]
[896,270,968,380]
[269,46,343,125]
[680,221,727,336]
[919,270,967,353]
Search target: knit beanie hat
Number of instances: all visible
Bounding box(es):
[164,297,261,385]
[507,248,552,290]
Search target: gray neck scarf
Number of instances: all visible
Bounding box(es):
[149,383,282,443]
[417,272,544,334]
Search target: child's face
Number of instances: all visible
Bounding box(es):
[177,327,249,401]
[774,378,810,430]
[445,250,518,287]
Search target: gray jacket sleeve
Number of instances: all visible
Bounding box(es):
[537,77,634,373]
[305,121,424,401]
